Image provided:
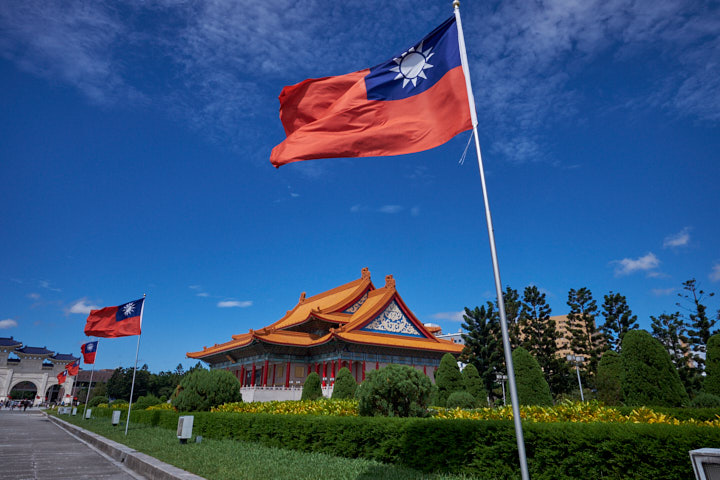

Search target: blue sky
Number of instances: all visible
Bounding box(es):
[1,0,718,373]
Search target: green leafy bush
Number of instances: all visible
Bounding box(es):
[88,395,108,408]
[461,364,486,405]
[689,392,720,408]
[133,394,162,410]
[301,372,323,401]
[356,364,432,417]
[512,347,553,406]
[446,391,477,409]
[109,399,128,408]
[172,368,242,412]
[435,353,465,407]
[704,334,720,396]
[331,367,357,399]
[621,329,689,407]
[596,350,623,405]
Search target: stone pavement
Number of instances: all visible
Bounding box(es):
[0,409,143,480]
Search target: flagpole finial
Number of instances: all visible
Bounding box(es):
[453,0,460,8]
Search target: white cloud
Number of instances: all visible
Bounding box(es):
[38,280,61,292]
[27,293,40,300]
[217,300,252,308]
[663,227,691,248]
[612,252,661,276]
[378,205,403,214]
[0,319,18,329]
[651,287,675,296]
[710,263,720,282]
[431,311,465,323]
[189,285,210,297]
[67,299,100,314]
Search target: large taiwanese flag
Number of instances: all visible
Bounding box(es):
[84,298,144,338]
[65,359,80,376]
[81,341,98,364]
[270,16,472,167]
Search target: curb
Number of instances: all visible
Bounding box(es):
[46,413,206,480]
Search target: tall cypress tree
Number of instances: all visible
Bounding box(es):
[511,347,553,406]
[435,353,465,407]
[497,286,522,350]
[566,287,601,376]
[600,291,639,352]
[461,304,503,401]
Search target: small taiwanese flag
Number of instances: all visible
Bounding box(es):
[84,298,144,338]
[81,341,98,364]
[57,370,67,385]
[65,359,80,376]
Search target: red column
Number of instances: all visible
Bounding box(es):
[322,361,327,386]
[240,365,245,387]
[331,360,336,385]
[251,363,256,387]
[272,364,277,386]
[285,361,291,388]
[376,361,379,370]
[362,361,366,381]
[316,363,321,375]
[423,365,427,376]
[262,360,269,387]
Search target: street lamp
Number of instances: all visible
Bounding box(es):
[566,354,585,402]
[495,373,508,406]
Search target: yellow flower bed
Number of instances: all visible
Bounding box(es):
[213,398,359,416]
[147,402,176,411]
[432,400,720,427]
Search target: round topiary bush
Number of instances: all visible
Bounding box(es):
[435,353,465,407]
[596,350,623,406]
[356,364,432,417]
[172,368,242,412]
[332,367,357,399]
[446,391,477,409]
[512,347,553,406]
[301,372,323,401]
[689,392,720,408]
[462,364,486,405]
[133,394,162,410]
[88,395,108,408]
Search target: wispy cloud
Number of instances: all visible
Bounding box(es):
[27,293,40,300]
[189,285,210,297]
[663,227,691,248]
[217,300,252,308]
[710,263,720,282]
[431,311,465,323]
[38,280,61,292]
[378,205,403,214]
[651,287,675,296]
[0,318,19,329]
[67,298,100,315]
[612,252,661,276]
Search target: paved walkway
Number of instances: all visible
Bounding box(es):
[0,409,143,480]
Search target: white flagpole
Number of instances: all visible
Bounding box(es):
[453,2,530,479]
[124,294,145,435]
[82,339,98,420]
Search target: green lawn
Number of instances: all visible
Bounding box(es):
[55,413,477,480]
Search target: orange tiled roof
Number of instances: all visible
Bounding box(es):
[186,268,462,358]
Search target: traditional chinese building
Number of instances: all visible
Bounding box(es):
[187,268,463,401]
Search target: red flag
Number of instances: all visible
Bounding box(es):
[57,370,67,385]
[84,298,144,338]
[65,359,80,376]
[81,341,98,364]
[270,16,472,167]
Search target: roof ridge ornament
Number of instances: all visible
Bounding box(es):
[385,274,395,289]
[361,267,371,280]
[299,292,306,303]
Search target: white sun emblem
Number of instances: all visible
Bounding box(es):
[122,302,136,316]
[389,41,434,88]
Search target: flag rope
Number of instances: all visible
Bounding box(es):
[453,2,530,479]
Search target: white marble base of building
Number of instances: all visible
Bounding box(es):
[239,385,335,402]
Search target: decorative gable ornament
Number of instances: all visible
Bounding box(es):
[361,301,423,337]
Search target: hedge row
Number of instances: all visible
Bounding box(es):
[88,408,719,479]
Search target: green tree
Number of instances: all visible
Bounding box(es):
[172,369,242,412]
[331,367,357,399]
[511,347,553,406]
[435,353,465,407]
[462,363,486,405]
[566,287,601,377]
[497,286,522,350]
[678,279,717,370]
[596,350,623,406]
[301,372,323,401]
[460,304,502,401]
[356,364,432,417]
[650,312,697,394]
[620,329,688,407]
[446,391,477,409]
[704,333,720,396]
[600,291,639,352]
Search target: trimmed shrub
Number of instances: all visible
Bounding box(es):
[133,394,162,410]
[512,347,553,406]
[596,350,623,405]
[689,392,720,408]
[462,363,486,405]
[435,353,465,407]
[88,395,108,408]
[356,364,432,417]
[704,334,720,396]
[621,329,689,407]
[331,367,357,399]
[446,391,477,409]
[301,372,322,401]
[172,368,242,412]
